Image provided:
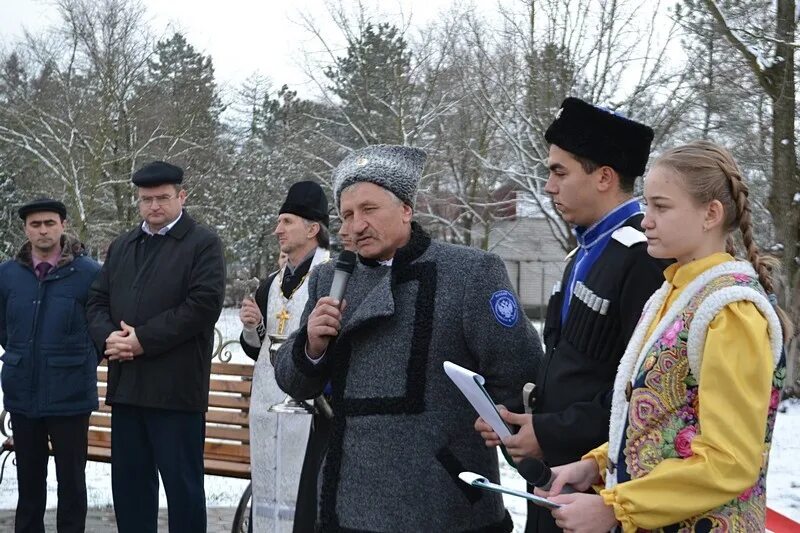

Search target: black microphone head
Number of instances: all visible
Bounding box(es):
[335,250,357,273]
[518,457,551,487]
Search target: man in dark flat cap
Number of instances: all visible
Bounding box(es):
[86,161,225,533]
[0,198,100,533]
[474,97,671,533]
[239,180,331,533]
[274,145,542,532]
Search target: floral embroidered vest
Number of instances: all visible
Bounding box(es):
[608,264,785,532]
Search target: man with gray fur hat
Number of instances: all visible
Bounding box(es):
[274,144,542,531]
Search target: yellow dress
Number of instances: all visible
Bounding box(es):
[585,253,774,532]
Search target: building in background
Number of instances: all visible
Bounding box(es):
[487,190,568,321]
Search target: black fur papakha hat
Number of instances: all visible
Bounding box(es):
[545,97,654,178]
[332,144,427,209]
[18,197,67,220]
[279,181,330,227]
[132,161,184,187]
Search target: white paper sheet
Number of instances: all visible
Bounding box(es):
[443,360,512,439]
[458,472,561,509]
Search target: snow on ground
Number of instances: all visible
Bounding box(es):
[766,398,800,522]
[0,308,798,531]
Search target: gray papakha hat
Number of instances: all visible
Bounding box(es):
[332,144,427,209]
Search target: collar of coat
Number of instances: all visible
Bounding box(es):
[125,209,195,243]
[16,235,86,269]
[358,221,431,269]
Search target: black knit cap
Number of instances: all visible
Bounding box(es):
[18,197,67,220]
[132,160,184,187]
[545,97,654,178]
[279,181,330,227]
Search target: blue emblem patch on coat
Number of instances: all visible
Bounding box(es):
[490,290,519,328]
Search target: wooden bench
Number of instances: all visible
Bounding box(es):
[0,354,254,532]
[84,360,253,477]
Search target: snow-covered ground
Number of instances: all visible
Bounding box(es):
[0,307,798,531]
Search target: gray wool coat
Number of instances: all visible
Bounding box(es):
[274,224,542,532]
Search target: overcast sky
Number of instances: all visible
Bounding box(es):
[1,0,468,95]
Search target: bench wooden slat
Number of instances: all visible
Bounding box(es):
[89,414,111,428]
[205,425,249,443]
[205,410,249,426]
[87,445,110,462]
[204,442,251,461]
[208,394,250,410]
[209,378,251,395]
[87,429,111,447]
[211,363,254,377]
[204,458,250,479]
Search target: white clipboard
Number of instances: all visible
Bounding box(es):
[458,472,561,509]
[443,361,512,439]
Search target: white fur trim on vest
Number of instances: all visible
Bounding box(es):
[686,285,783,378]
[606,260,780,491]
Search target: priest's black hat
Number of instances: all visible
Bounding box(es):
[545,97,654,178]
[132,161,184,187]
[18,197,67,220]
[279,181,330,227]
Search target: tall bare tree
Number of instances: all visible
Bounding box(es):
[0,0,224,251]
[676,0,800,390]
[693,1,799,291]
[458,0,684,252]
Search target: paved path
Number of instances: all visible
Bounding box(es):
[0,507,239,532]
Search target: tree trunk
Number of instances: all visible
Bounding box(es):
[769,0,799,289]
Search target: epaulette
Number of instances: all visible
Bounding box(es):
[564,247,579,261]
[611,226,647,247]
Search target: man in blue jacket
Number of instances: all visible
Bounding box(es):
[0,198,100,533]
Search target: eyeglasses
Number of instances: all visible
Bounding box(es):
[137,195,176,206]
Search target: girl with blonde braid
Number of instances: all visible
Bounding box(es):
[538,140,791,532]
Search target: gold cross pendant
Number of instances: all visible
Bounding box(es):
[275,308,291,336]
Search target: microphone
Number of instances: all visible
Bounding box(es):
[518,458,575,494]
[329,250,357,303]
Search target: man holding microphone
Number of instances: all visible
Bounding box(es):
[274,144,542,531]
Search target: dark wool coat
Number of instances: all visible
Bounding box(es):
[526,214,670,533]
[275,224,543,532]
[86,211,226,412]
[0,236,100,417]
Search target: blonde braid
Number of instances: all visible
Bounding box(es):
[722,152,793,339]
[724,168,775,292]
[725,236,737,257]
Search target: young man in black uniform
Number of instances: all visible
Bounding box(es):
[476,98,670,533]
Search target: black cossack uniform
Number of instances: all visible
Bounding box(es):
[527,215,670,533]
